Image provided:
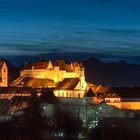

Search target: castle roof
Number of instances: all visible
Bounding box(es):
[23,62,32,69]
[56,78,80,90]
[33,61,49,69]
[54,59,66,70]
[23,61,51,70]
[22,59,83,71]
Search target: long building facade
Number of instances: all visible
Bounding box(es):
[19,60,85,83]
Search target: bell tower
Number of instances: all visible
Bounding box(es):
[80,67,87,90]
[1,62,8,87]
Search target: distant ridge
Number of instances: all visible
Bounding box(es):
[84,57,140,86]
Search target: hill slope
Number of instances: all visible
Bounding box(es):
[84,57,140,86]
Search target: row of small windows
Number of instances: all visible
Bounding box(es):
[56,92,81,98]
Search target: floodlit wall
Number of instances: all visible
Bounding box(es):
[54,90,85,98]
[107,102,140,110]
[20,68,83,83]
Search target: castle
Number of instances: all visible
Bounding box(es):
[20,59,85,84]
[13,59,87,98]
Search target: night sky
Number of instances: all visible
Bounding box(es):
[0,0,140,64]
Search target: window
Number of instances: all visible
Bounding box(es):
[78,94,80,98]
[66,92,68,97]
[62,92,64,97]
[58,92,60,97]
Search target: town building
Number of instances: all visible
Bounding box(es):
[54,77,86,98]
[85,86,140,110]
[105,87,140,110]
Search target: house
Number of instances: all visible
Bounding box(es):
[84,87,106,104]
[104,87,140,102]
[84,85,110,104]
[54,77,87,98]
[105,87,140,110]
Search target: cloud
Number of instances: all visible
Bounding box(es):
[96,28,139,35]
[75,31,89,35]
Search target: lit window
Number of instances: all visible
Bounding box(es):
[58,92,60,97]
[66,92,68,97]
[78,94,80,98]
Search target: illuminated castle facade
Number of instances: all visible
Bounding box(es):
[20,60,85,84]
[13,59,87,98]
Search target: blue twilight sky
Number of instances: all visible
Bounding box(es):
[0,0,140,63]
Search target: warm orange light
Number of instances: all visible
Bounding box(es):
[107,102,140,110]
[37,93,42,97]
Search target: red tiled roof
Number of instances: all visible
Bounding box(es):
[34,61,49,69]
[22,61,49,70]
[85,88,95,97]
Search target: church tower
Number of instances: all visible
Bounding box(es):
[79,67,87,90]
[1,62,8,87]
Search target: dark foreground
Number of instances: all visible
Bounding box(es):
[1,118,140,140]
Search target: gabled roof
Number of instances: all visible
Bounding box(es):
[95,86,110,93]
[85,88,95,97]
[88,85,110,94]
[56,78,80,90]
